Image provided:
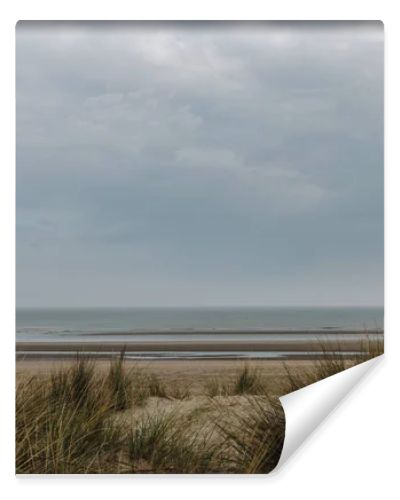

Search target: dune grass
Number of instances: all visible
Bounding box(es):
[282,333,384,394]
[214,395,285,473]
[205,377,231,397]
[127,410,220,473]
[16,337,382,474]
[361,333,384,360]
[16,358,123,473]
[16,354,285,474]
[233,365,263,395]
[205,365,264,397]
[107,349,133,411]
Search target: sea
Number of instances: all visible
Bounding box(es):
[16,306,383,349]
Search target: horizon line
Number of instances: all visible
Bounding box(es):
[16,304,384,310]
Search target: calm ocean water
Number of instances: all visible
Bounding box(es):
[16,307,383,343]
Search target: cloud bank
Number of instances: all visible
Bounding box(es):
[16,22,383,307]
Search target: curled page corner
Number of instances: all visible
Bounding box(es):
[275,355,383,470]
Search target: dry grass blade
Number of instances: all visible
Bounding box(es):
[16,357,123,473]
[107,348,133,411]
[213,395,285,474]
[127,409,221,473]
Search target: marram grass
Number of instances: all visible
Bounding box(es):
[16,339,382,474]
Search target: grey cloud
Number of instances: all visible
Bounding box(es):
[16,21,383,307]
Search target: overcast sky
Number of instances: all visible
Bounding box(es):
[16,21,383,307]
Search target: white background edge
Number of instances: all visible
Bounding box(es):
[276,355,382,470]
[0,1,398,499]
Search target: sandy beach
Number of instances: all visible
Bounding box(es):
[16,355,359,401]
[16,356,307,380]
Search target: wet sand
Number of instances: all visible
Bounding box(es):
[16,330,382,357]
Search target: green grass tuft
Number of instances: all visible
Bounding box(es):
[233,365,262,395]
[107,349,132,411]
